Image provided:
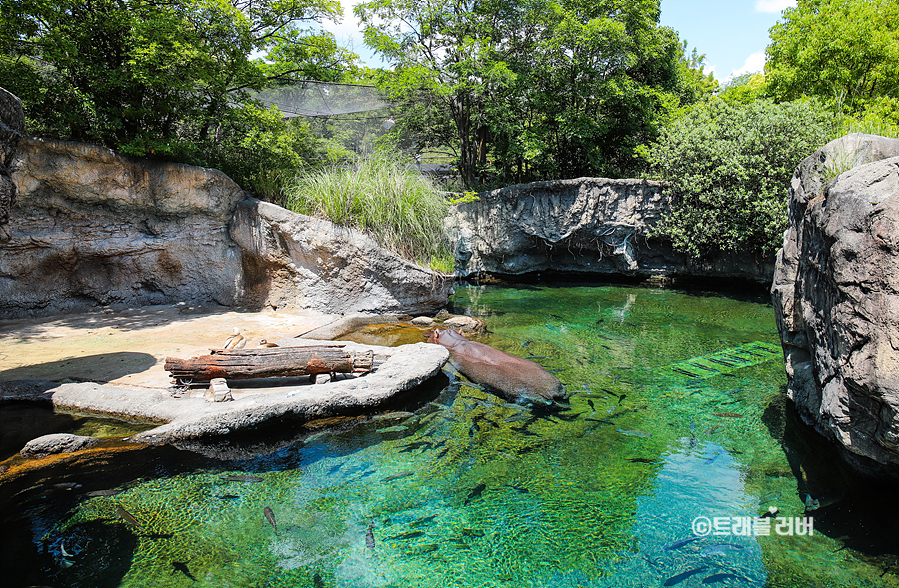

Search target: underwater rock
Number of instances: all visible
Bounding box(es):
[426,328,565,403]
[20,433,99,457]
[412,316,436,326]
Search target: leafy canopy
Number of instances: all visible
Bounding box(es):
[0,0,359,197]
[640,98,835,258]
[766,0,899,124]
[356,0,707,186]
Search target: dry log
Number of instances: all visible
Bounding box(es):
[164,345,374,383]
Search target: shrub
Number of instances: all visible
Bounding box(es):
[284,152,452,270]
[638,98,835,258]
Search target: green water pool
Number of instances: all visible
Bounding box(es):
[6,282,899,587]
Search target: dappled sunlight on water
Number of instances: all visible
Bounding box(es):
[4,283,899,587]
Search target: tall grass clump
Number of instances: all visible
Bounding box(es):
[285,152,453,271]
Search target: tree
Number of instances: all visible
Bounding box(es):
[639,98,834,258]
[0,0,356,164]
[356,0,517,186]
[766,0,899,123]
[357,0,690,185]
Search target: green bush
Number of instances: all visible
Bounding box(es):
[284,152,452,270]
[638,98,835,258]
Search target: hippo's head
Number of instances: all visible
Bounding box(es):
[425,328,466,348]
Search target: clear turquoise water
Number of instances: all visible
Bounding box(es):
[9,283,899,587]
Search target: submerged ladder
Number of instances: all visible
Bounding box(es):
[660,341,782,379]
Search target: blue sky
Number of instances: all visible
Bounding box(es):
[320,0,797,83]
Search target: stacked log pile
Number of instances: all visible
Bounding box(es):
[165,345,374,383]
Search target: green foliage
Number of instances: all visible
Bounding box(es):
[357,0,694,186]
[719,73,766,105]
[640,98,835,258]
[0,0,359,198]
[284,152,452,269]
[674,40,719,104]
[766,0,899,123]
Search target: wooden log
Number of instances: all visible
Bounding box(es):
[164,345,374,383]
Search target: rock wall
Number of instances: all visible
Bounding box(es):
[0,87,25,242]
[0,136,453,318]
[448,177,774,282]
[230,199,454,315]
[772,133,899,473]
[3,137,247,316]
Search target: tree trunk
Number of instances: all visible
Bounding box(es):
[164,345,374,383]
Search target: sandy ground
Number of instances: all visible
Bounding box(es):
[0,303,340,391]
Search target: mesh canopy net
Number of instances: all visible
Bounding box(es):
[254,80,390,118]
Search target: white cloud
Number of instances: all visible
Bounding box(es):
[727,51,766,81]
[755,0,797,13]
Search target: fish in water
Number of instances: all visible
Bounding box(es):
[220,474,263,482]
[462,527,486,537]
[217,494,240,500]
[313,572,325,588]
[383,471,415,482]
[701,543,744,556]
[115,506,145,530]
[628,457,657,464]
[172,561,197,581]
[84,488,123,498]
[664,566,708,586]
[365,525,376,549]
[617,428,652,438]
[587,399,596,411]
[702,573,741,584]
[264,506,277,532]
[426,328,565,403]
[712,412,744,418]
[464,483,487,505]
[388,530,425,541]
[804,493,844,511]
[411,514,438,528]
[663,536,701,551]
[376,425,409,433]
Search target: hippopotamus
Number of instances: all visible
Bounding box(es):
[426,328,565,404]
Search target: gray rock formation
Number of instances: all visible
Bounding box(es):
[0,87,25,242]
[772,133,899,473]
[447,177,774,282]
[230,199,454,315]
[21,433,99,457]
[1,137,453,318]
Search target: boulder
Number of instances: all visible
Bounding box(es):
[230,199,454,316]
[447,177,774,283]
[772,133,899,474]
[441,314,486,334]
[21,433,99,457]
[2,137,248,316]
[0,87,25,242]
